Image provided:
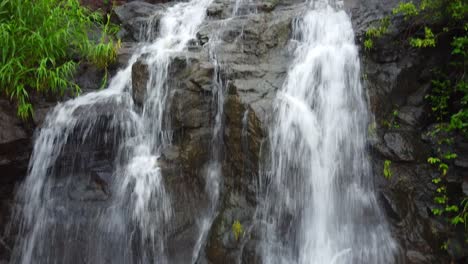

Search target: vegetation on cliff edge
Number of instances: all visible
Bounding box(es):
[367,0,467,253]
[0,0,120,119]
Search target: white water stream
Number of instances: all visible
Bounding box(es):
[259,1,399,263]
[9,1,212,263]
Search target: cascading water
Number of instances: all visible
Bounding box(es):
[8,0,212,263]
[259,1,399,263]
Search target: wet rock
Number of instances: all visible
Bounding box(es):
[406,250,430,264]
[0,105,27,146]
[74,63,107,92]
[463,181,468,196]
[206,192,256,264]
[0,99,31,262]
[407,84,430,106]
[447,235,468,262]
[68,172,110,201]
[206,4,224,18]
[0,99,30,184]
[114,1,171,41]
[116,42,137,68]
[131,58,149,106]
[357,0,464,259]
[384,132,415,161]
[397,106,426,127]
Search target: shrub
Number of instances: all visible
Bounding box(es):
[0,0,119,119]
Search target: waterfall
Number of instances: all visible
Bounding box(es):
[259,1,399,263]
[8,0,212,263]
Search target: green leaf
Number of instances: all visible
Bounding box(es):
[383,160,392,179]
[451,215,464,225]
[432,208,443,216]
[428,157,441,164]
[432,178,442,184]
[445,205,459,212]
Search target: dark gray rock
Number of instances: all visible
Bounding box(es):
[406,250,431,264]
[0,100,31,262]
[114,1,171,41]
[0,102,27,146]
[407,84,430,106]
[74,63,107,93]
[131,58,149,106]
[397,106,426,127]
[0,99,30,185]
[116,42,138,68]
[384,132,415,161]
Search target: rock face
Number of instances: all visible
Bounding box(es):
[114,1,176,41]
[347,0,468,262]
[0,99,30,260]
[1,0,466,263]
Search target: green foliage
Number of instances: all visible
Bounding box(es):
[367,121,377,136]
[364,39,374,50]
[453,198,468,228]
[382,108,401,129]
[449,80,468,135]
[428,150,468,241]
[364,17,390,50]
[392,2,419,19]
[452,35,468,57]
[0,0,119,118]
[232,220,244,241]
[383,160,392,179]
[410,27,436,48]
[425,77,452,121]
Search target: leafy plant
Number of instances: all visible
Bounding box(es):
[382,108,401,129]
[452,198,468,228]
[232,220,244,241]
[383,160,392,179]
[428,153,462,222]
[392,2,419,19]
[410,27,436,48]
[364,17,390,50]
[0,0,119,118]
[366,0,468,251]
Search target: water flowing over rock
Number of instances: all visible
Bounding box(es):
[1,0,466,263]
[257,1,398,263]
[6,0,213,263]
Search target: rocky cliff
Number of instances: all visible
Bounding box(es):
[0,0,466,263]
